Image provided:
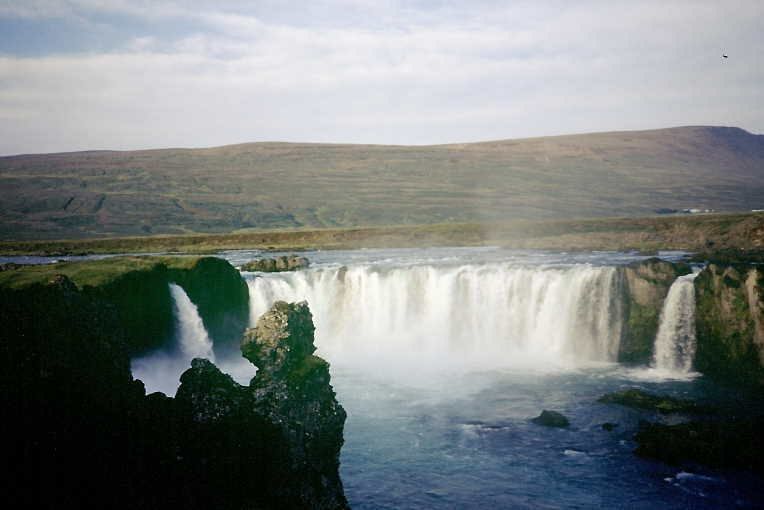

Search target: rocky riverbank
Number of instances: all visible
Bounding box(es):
[0,258,347,509]
[694,262,764,386]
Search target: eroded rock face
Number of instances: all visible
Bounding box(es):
[242,301,317,376]
[618,258,692,363]
[694,263,764,385]
[241,255,310,273]
[2,265,346,509]
[241,301,348,510]
[176,301,348,509]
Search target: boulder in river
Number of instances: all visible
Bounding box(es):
[531,410,570,428]
[597,388,708,415]
[241,255,310,272]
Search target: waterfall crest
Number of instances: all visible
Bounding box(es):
[247,264,623,368]
[652,273,698,374]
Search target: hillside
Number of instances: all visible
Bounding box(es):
[1,126,762,240]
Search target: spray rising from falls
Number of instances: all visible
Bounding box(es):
[247,264,623,369]
[652,273,699,374]
[131,283,215,394]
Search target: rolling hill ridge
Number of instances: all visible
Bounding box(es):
[1,125,762,239]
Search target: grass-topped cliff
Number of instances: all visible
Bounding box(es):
[0,256,348,508]
[0,256,249,355]
[1,126,762,240]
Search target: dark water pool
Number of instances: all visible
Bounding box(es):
[332,366,763,509]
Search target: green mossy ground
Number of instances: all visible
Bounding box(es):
[0,255,199,290]
[598,389,709,414]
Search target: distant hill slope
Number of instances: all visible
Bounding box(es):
[1,126,762,239]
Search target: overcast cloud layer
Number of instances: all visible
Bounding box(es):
[0,0,762,155]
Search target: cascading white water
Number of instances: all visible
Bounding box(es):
[131,283,215,394]
[247,264,623,369]
[652,273,699,374]
[168,283,215,361]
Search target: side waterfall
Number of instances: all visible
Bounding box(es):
[652,272,699,374]
[168,283,215,361]
[247,264,624,368]
[131,283,215,394]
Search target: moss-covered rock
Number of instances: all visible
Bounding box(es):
[241,255,310,272]
[242,301,348,510]
[618,258,692,363]
[694,263,764,385]
[598,389,708,414]
[531,410,570,428]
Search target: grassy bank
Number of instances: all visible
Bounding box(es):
[1,212,762,256]
[0,255,201,289]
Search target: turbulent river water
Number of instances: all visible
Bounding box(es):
[219,247,763,509]
[27,246,753,508]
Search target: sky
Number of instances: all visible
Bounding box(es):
[0,0,762,155]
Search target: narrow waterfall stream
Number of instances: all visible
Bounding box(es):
[652,273,699,374]
[131,283,215,394]
[169,283,216,362]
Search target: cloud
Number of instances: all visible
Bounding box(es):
[0,1,762,154]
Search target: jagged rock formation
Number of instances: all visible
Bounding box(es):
[617,258,691,363]
[243,301,347,508]
[0,261,347,509]
[695,263,764,385]
[177,302,349,509]
[241,255,310,272]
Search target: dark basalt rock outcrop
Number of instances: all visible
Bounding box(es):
[241,255,310,273]
[694,263,764,386]
[618,258,692,363]
[634,418,764,474]
[241,301,348,509]
[1,265,347,509]
[531,410,570,428]
[598,389,708,415]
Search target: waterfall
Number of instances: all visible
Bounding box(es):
[131,283,215,394]
[652,273,699,374]
[247,264,623,369]
[168,283,215,361]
